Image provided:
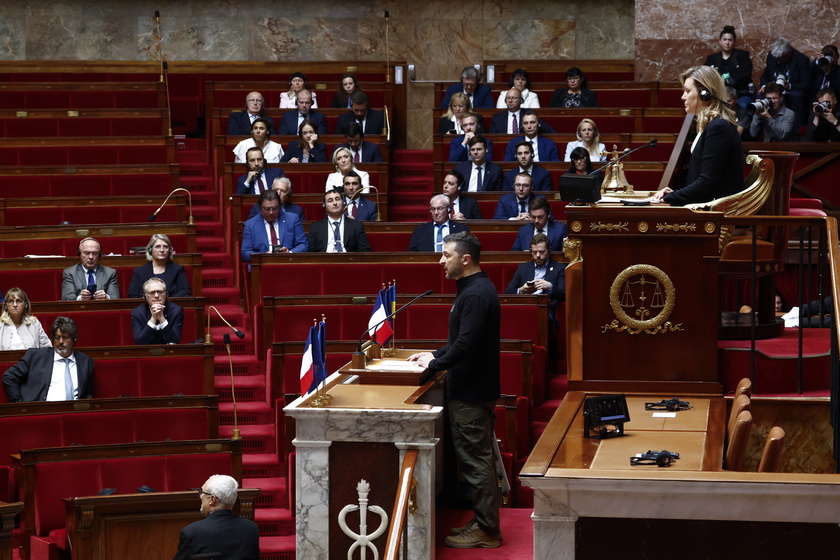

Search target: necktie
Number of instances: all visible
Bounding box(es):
[352,201,358,218]
[332,221,344,252]
[257,176,265,194]
[435,223,444,252]
[269,221,278,247]
[86,269,95,288]
[63,358,74,400]
[353,151,360,163]
[519,201,527,214]
[537,228,545,235]
[450,203,456,220]
[512,113,519,134]
[476,166,483,191]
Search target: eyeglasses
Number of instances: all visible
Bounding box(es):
[5,298,25,305]
[145,290,166,297]
[198,490,215,498]
[261,206,280,213]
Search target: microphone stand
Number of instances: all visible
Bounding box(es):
[149,187,194,225]
[589,139,657,177]
[223,333,241,440]
[205,305,246,344]
[349,185,382,221]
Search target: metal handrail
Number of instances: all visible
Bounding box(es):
[383,449,418,560]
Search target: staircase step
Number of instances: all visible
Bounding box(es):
[254,507,295,536]
[391,162,434,179]
[245,476,288,509]
[258,535,296,560]
[203,269,235,290]
[392,149,434,164]
[203,287,240,307]
[220,424,275,454]
[243,453,286,479]
[202,251,234,269]
[219,401,272,425]
[215,355,262,377]
[215,374,265,402]
[389,176,434,193]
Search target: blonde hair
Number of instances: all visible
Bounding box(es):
[332,147,356,172]
[575,118,602,159]
[0,287,37,326]
[145,233,175,262]
[680,65,736,132]
[444,92,472,120]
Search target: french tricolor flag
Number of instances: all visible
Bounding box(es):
[367,289,393,344]
[299,325,316,395]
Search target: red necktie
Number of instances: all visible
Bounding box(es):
[257,177,265,193]
[351,201,358,218]
[269,222,278,246]
[353,151,360,163]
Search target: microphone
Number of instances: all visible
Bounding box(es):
[356,289,434,353]
[349,185,382,221]
[149,187,194,225]
[205,305,245,343]
[588,139,657,176]
[222,333,241,440]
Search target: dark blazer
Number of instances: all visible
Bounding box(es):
[489,110,522,134]
[345,195,378,221]
[438,114,486,135]
[810,65,840,101]
[61,263,120,301]
[279,141,327,163]
[127,262,191,299]
[173,509,260,560]
[441,82,494,109]
[453,161,503,191]
[241,212,308,261]
[408,221,470,252]
[503,165,553,191]
[131,300,184,345]
[227,111,276,135]
[449,136,494,162]
[2,347,95,403]
[504,258,567,302]
[704,49,754,98]
[804,108,840,142]
[504,136,560,162]
[278,109,328,135]
[760,48,810,91]
[334,109,385,136]
[235,167,284,195]
[512,220,567,252]
[308,217,372,252]
[451,195,483,219]
[248,201,304,220]
[493,193,545,220]
[664,117,743,206]
[336,140,384,163]
[549,87,599,108]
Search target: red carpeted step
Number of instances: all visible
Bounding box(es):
[392,149,434,164]
[243,454,286,479]
[258,535,296,560]
[203,287,240,307]
[203,268,235,290]
[219,401,273,425]
[245,476,288,508]
[214,355,262,377]
[215,374,265,402]
[197,236,225,253]
[219,424,275,454]
[546,373,568,400]
[201,251,234,269]
[532,399,562,423]
[255,508,295,536]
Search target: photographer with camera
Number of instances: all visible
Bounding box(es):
[750,83,796,142]
[759,38,810,125]
[804,88,840,142]
[810,45,840,101]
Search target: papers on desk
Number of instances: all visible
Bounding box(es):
[365,359,425,372]
[651,412,677,418]
[596,196,661,205]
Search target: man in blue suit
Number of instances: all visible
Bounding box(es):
[504,111,560,162]
[343,171,378,221]
[278,89,328,135]
[503,141,553,191]
[489,88,523,133]
[408,195,471,252]
[511,197,566,252]
[236,147,284,195]
[241,190,308,262]
[440,66,494,109]
[336,122,384,163]
[494,172,544,220]
[449,113,493,162]
[453,136,503,192]
[227,91,276,135]
[442,169,482,219]
[504,232,566,323]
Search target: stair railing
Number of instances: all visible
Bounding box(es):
[383,449,418,560]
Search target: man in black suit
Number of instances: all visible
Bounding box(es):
[408,194,471,251]
[131,278,184,345]
[235,147,284,195]
[278,89,328,135]
[503,141,553,191]
[442,169,482,219]
[343,171,378,221]
[454,136,503,192]
[489,88,523,133]
[494,172,544,220]
[336,122,384,163]
[334,92,385,136]
[173,474,260,560]
[226,91,276,135]
[308,190,372,252]
[505,232,566,323]
[3,316,94,403]
[61,237,121,301]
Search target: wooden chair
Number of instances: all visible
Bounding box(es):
[757,426,786,473]
[735,377,753,398]
[726,394,751,445]
[724,410,753,471]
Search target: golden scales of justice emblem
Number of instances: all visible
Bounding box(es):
[602,264,684,335]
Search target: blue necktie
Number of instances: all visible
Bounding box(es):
[476,167,483,191]
[332,221,344,253]
[435,223,445,252]
[63,358,74,400]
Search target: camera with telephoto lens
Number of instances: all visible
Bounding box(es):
[818,54,835,67]
[774,75,788,87]
[746,98,772,115]
[815,100,833,114]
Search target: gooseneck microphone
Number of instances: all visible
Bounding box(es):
[349,185,382,221]
[356,289,434,353]
[588,138,657,177]
[223,333,241,439]
[205,305,246,343]
[149,187,194,225]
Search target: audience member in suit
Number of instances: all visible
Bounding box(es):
[504,233,566,323]
[2,316,94,403]
[408,194,471,252]
[278,89,328,135]
[279,119,327,163]
[332,72,361,109]
[453,136,503,192]
[232,118,284,163]
[236,147,284,195]
[564,146,604,194]
[549,67,599,108]
[804,87,840,141]
[503,141,553,191]
[495,68,541,108]
[490,88,524,133]
[61,238,120,301]
[759,38,810,124]
[248,177,304,220]
[504,111,560,162]
[442,170,483,220]
[309,190,372,252]
[131,278,183,345]
[336,122,384,163]
[564,118,607,162]
[511,197,566,252]
[334,91,385,135]
[343,171,378,221]
[0,288,51,351]
[440,66,494,109]
[494,172,545,220]
[439,92,486,135]
[173,475,260,560]
[325,147,371,192]
[127,233,191,298]
[241,189,308,263]
[226,91,276,135]
[449,113,493,162]
[278,71,318,109]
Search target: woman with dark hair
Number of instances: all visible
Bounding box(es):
[280,119,327,163]
[495,68,540,108]
[279,72,318,108]
[549,67,598,108]
[0,288,51,350]
[704,25,754,110]
[331,73,362,108]
[127,233,191,298]
[564,147,603,193]
[233,118,284,163]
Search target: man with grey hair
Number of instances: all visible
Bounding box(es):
[173,474,260,560]
[441,66,494,109]
[760,38,810,124]
[408,194,470,252]
[131,278,183,345]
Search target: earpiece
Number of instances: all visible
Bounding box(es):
[699,88,727,104]
[77,237,97,255]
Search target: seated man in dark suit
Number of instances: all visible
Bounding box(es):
[61,237,121,301]
[309,190,372,252]
[511,197,566,252]
[408,194,471,252]
[440,66,494,109]
[504,110,560,162]
[442,169,482,219]
[449,113,493,162]
[454,136,503,192]
[226,91,276,135]
[343,171,377,221]
[504,233,566,323]
[173,474,260,560]
[131,278,183,345]
[278,89,328,135]
[494,172,544,220]
[334,92,385,136]
[248,177,304,220]
[503,141,553,191]
[336,122,384,163]
[241,189,308,263]
[236,147,284,195]
[489,88,523,133]
[2,316,94,403]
